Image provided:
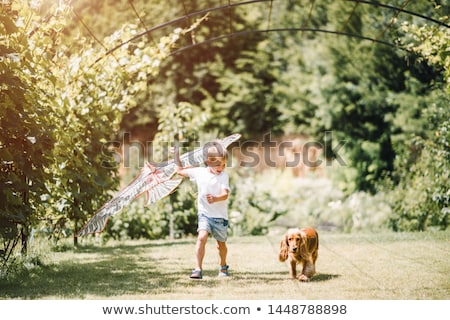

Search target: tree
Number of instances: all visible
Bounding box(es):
[387,17,449,231]
[1,1,62,269]
[1,0,193,275]
[44,8,193,245]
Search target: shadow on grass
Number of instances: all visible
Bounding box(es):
[202,271,340,284]
[0,241,194,299]
[0,240,340,299]
[229,272,340,283]
[70,239,193,253]
[311,273,340,282]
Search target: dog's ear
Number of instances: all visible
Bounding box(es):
[278,235,289,262]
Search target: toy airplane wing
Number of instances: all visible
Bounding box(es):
[76,162,182,237]
[76,133,241,237]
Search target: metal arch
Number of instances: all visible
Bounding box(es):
[94,0,265,63]
[168,27,399,57]
[348,0,450,28]
[373,0,412,41]
[93,0,449,64]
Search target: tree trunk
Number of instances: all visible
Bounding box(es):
[169,212,174,240]
[169,193,176,240]
[73,219,78,247]
[21,178,29,255]
[20,225,28,255]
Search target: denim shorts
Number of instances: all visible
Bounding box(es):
[197,214,229,242]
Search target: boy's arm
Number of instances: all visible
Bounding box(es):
[173,144,191,177]
[176,166,190,177]
[206,188,230,203]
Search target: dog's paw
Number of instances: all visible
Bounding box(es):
[297,274,310,282]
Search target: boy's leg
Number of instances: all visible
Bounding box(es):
[217,240,229,277]
[217,240,227,267]
[195,230,209,270]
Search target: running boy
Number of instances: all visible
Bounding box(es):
[176,141,231,279]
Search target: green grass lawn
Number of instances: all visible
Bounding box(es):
[1,230,449,300]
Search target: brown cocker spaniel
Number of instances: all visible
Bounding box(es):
[279,228,319,282]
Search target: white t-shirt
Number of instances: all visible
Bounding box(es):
[186,167,230,219]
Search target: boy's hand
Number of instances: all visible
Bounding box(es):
[206,194,215,203]
[206,190,229,203]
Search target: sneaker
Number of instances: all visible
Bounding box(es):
[190,269,202,279]
[218,265,229,277]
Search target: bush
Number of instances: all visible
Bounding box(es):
[387,104,449,231]
[229,167,391,234]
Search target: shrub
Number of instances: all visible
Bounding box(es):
[387,104,449,231]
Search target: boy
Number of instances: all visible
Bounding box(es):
[176,141,231,279]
